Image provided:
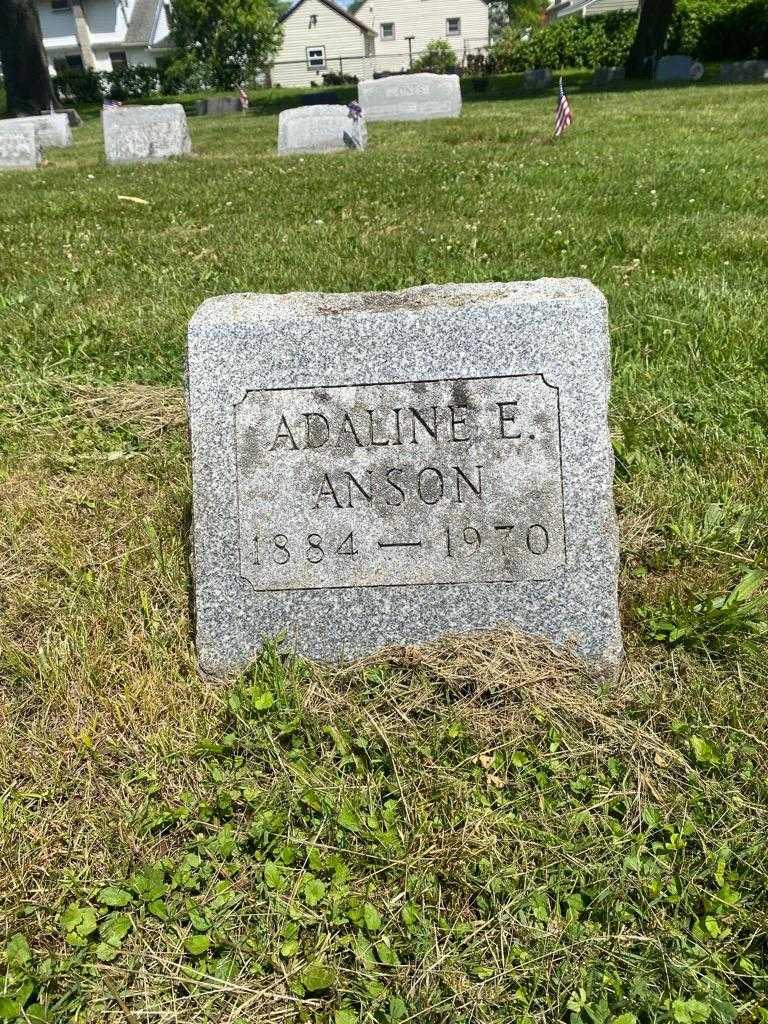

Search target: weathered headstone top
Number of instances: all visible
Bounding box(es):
[592,66,626,87]
[523,68,553,90]
[15,113,72,148]
[277,105,366,156]
[0,122,41,171]
[655,55,693,82]
[196,96,243,117]
[358,73,461,122]
[187,279,622,680]
[719,60,768,82]
[102,103,192,165]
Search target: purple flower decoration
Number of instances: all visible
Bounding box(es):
[347,101,363,123]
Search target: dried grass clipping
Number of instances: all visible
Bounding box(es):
[66,383,185,437]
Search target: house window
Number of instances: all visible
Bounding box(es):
[109,50,128,69]
[64,54,84,69]
[446,16,461,34]
[50,0,69,10]
[380,21,395,39]
[306,45,326,69]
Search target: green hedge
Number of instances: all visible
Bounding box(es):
[492,12,637,72]
[55,66,163,104]
[668,0,768,59]
[491,0,768,73]
[53,60,202,105]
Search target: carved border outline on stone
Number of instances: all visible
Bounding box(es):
[231,372,567,593]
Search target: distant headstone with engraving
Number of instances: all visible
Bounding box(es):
[196,96,242,116]
[277,105,366,155]
[592,66,626,87]
[655,55,693,82]
[719,60,768,82]
[523,67,553,90]
[15,112,72,148]
[102,103,192,165]
[186,279,623,680]
[358,73,461,122]
[0,122,41,171]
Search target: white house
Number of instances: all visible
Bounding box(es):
[269,0,489,88]
[544,0,638,20]
[37,0,173,75]
[270,0,377,87]
[352,0,489,72]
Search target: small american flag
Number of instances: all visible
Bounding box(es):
[554,76,572,138]
[239,86,249,112]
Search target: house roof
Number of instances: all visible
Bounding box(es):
[546,0,638,17]
[124,0,161,46]
[279,0,375,35]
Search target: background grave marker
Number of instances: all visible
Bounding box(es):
[277,104,366,155]
[102,103,192,165]
[358,73,461,122]
[14,113,72,148]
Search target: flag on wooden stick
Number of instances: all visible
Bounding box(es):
[554,76,572,138]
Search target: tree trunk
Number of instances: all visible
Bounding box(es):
[69,0,96,68]
[0,0,60,115]
[624,0,676,78]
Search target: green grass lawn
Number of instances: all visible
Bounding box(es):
[1,84,767,1024]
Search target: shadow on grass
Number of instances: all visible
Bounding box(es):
[65,65,767,126]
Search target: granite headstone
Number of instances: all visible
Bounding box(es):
[523,68,553,90]
[592,66,626,87]
[357,73,461,122]
[277,105,366,156]
[187,279,623,680]
[102,103,192,165]
[655,55,693,82]
[15,113,72,148]
[58,107,83,127]
[719,60,768,82]
[196,96,243,116]
[0,122,41,171]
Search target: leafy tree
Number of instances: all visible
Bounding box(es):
[412,39,459,73]
[488,0,546,39]
[169,0,283,89]
[0,0,60,115]
[625,0,676,76]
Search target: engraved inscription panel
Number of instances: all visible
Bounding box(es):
[234,375,565,592]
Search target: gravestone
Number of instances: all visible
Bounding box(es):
[196,96,243,116]
[15,113,72,148]
[187,279,623,680]
[277,105,366,156]
[719,60,768,82]
[58,107,83,127]
[523,68,553,90]
[357,73,461,122]
[0,122,41,170]
[592,66,626,87]
[102,103,192,165]
[655,55,693,82]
